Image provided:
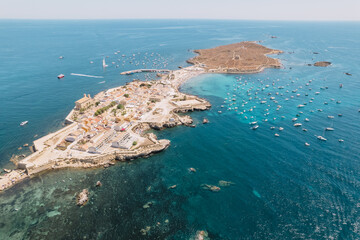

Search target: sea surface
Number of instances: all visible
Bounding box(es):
[0,20,360,239]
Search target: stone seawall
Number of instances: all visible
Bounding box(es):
[25,139,170,176]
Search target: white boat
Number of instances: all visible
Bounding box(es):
[297,104,305,108]
[317,136,327,141]
[304,118,309,122]
[292,118,298,121]
[305,142,310,146]
[328,116,334,119]
[20,121,28,126]
[279,127,284,131]
[274,133,280,137]
[294,123,302,127]
[249,121,258,125]
[102,58,108,68]
[251,125,259,130]
[338,139,344,142]
[325,127,334,131]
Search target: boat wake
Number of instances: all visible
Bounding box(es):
[70,73,104,78]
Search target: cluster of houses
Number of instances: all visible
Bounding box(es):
[58,80,176,154]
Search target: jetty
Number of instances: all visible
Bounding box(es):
[120,69,171,75]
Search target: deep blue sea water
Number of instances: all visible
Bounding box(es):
[0,20,360,239]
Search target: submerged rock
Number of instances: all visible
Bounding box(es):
[218,180,235,187]
[189,167,196,173]
[142,201,153,209]
[201,184,221,192]
[140,226,151,235]
[76,189,89,206]
[195,230,210,240]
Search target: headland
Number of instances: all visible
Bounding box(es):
[187,41,282,73]
[0,42,281,192]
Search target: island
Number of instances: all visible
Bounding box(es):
[187,41,283,73]
[0,41,282,192]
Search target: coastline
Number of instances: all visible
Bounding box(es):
[0,42,281,193]
[0,66,209,192]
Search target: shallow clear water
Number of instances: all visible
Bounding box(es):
[0,20,360,239]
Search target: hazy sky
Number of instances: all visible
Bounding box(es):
[0,0,359,21]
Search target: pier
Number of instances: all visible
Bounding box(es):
[120,69,171,75]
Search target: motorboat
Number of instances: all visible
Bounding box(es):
[294,123,302,127]
[57,74,65,79]
[251,125,259,130]
[325,127,334,131]
[20,121,28,126]
[317,136,327,141]
[102,58,108,68]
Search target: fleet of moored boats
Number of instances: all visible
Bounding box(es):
[218,74,353,146]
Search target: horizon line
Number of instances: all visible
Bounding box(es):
[0,18,359,22]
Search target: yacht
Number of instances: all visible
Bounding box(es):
[20,121,28,126]
[325,127,334,131]
[251,125,259,130]
[294,123,302,127]
[102,58,108,68]
[317,136,327,141]
[305,142,310,146]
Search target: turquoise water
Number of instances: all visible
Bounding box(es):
[1,20,360,239]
